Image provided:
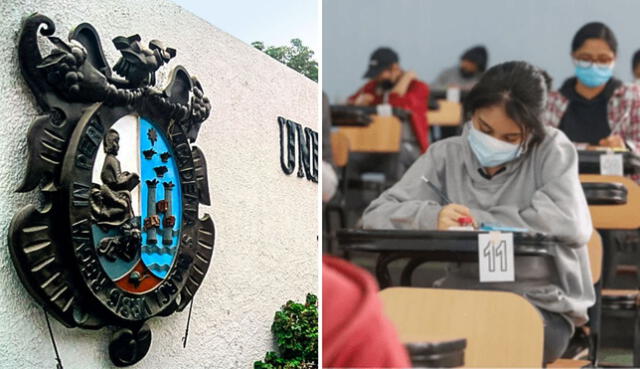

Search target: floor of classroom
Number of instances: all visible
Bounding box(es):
[599,348,632,366]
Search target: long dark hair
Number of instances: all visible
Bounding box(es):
[571,22,617,54]
[463,61,547,150]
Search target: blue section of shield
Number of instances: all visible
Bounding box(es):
[140,118,182,279]
[92,219,141,281]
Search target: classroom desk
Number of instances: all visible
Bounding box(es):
[381,287,545,367]
[580,174,640,230]
[337,229,557,288]
[337,115,404,153]
[427,99,462,127]
[577,149,640,175]
[330,105,412,154]
[330,105,410,127]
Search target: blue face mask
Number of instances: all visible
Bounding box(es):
[575,64,614,88]
[467,123,523,167]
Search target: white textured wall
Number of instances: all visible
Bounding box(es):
[0,1,318,368]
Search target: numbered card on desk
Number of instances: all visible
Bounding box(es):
[376,103,392,117]
[446,87,461,103]
[600,152,623,176]
[478,231,515,282]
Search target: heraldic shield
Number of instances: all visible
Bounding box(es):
[8,14,215,367]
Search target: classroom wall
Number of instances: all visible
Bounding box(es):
[323,0,640,103]
[0,0,318,368]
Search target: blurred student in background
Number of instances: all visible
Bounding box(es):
[348,47,430,154]
[632,49,640,83]
[543,22,640,150]
[432,45,488,91]
[322,93,338,203]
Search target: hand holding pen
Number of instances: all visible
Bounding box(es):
[421,176,477,230]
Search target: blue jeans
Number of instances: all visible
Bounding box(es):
[539,308,573,364]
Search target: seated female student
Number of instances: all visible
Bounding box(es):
[362,61,595,364]
[545,22,640,289]
[543,22,640,149]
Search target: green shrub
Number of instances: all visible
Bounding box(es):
[254,293,318,369]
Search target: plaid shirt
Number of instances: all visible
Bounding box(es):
[543,83,640,151]
[543,83,640,181]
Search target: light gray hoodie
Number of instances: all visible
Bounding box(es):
[432,66,481,91]
[362,125,596,327]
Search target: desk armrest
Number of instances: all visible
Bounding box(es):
[337,229,558,256]
[581,182,628,205]
[330,105,411,125]
[405,339,466,368]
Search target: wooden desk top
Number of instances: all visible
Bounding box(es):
[330,131,349,167]
[337,115,402,153]
[580,174,640,229]
[380,287,544,367]
[427,99,462,127]
[588,229,602,284]
[548,359,591,368]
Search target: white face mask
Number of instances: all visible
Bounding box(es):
[467,122,523,167]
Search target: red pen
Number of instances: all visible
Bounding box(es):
[457,216,473,227]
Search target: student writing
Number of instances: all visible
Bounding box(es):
[362,61,595,364]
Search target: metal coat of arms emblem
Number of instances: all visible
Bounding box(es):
[9,13,215,366]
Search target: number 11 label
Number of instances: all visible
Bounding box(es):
[478,231,515,282]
